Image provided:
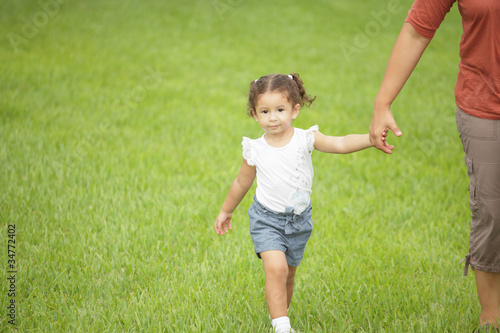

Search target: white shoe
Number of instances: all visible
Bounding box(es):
[273,328,295,333]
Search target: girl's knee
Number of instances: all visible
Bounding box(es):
[266,261,289,278]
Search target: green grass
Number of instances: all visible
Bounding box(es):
[0,0,475,331]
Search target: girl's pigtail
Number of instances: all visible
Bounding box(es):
[290,73,316,107]
[247,78,260,117]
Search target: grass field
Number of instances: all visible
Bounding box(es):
[0,0,476,332]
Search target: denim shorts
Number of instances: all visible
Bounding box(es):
[456,107,500,274]
[248,196,313,267]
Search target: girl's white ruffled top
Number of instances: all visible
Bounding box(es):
[242,125,318,214]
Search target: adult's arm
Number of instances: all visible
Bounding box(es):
[369,22,432,154]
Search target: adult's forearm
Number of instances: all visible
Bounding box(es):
[374,22,431,109]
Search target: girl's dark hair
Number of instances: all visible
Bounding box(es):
[247,73,316,116]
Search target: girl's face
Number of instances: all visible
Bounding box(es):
[252,91,300,137]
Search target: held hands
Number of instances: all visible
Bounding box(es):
[369,106,401,154]
[215,210,233,235]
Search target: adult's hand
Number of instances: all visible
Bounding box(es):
[369,106,402,154]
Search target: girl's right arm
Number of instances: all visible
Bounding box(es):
[215,158,256,235]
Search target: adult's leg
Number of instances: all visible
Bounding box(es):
[260,250,289,319]
[475,270,500,328]
[456,107,500,329]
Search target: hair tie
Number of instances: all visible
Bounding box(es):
[288,75,293,80]
[254,79,258,83]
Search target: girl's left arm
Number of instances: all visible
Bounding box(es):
[314,130,391,154]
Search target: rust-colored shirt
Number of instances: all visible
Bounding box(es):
[406,0,500,119]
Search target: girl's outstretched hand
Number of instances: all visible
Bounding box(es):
[381,129,395,151]
[215,211,233,235]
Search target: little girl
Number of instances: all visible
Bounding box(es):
[214,73,392,333]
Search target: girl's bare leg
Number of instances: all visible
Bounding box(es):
[260,250,289,319]
[287,265,297,309]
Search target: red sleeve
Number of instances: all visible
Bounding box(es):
[405,0,456,39]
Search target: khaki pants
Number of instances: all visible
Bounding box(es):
[456,107,500,274]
